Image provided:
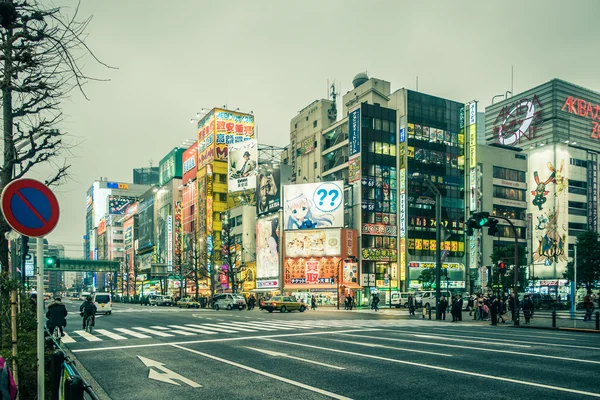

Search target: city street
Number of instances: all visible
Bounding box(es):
[59,299,600,400]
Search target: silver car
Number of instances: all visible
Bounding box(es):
[213,294,246,310]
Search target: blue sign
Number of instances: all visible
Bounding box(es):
[348,107,361,157]
[399,128,406,143]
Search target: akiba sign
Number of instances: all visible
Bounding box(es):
[561,96,600,139]
[492,95,543,146]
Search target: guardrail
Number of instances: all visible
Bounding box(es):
[45,328,101,400]
[516,309,600,331]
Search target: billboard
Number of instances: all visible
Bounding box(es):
[137,196,154,250]
[257,164,281,216]
[283,181,344,230]
[256,216,279,279]
[182,144,197,185]
[348,106,361,184]
[284,229,341,258]
[283,257,358,287]
[215,109,255,162]
[228,139,258,192]
[108,196,136,215]
[159,147,185,186]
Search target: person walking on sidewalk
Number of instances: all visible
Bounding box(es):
[522,295,534,324]
[408,294,416,316]
[457,295,464,321]
[371,293,380,311]
[490,297,499,326]
[311,295,317,311]
[583,294,595,321]
[439,296,448,320]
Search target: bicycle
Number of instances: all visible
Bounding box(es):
[83,315,94,334]
[52,325,61,343]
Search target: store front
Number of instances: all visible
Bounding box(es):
[527,279,570,299]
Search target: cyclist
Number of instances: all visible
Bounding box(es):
[46,297,67,337]
[80,295,97,330]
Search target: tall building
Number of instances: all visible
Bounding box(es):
[133,167,160,185]
[484,79,600,298]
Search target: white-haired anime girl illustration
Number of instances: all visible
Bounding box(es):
[285,192,334,230]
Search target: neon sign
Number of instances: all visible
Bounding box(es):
[561,96,600,139]
[492,95,542,146]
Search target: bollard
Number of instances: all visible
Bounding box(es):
[68,375,85,400]
[422,306,426,319]
[50,350,65,400]
[551,310,557,328]
[428,306,432,320]
[596,312,599,331]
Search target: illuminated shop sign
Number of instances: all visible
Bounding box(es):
[561,96,600,138]
[492,95,543,146]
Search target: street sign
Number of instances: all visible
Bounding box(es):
[1,179,59,237]
[44,259,119,272]
[25,253,34,277]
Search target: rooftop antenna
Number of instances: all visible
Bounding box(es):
[416,76,419,92]
[149,158,153,168]
[329,81,339,120]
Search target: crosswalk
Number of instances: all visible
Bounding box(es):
[61,319,431,344]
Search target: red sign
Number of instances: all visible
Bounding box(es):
[182,143,197,185]
[305,260,320,284]
[492,95,543,146]
[1,179,60,237]
[561,96,600,139]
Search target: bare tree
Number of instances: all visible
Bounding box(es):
[186,231,209,301]
[0,0,112,271]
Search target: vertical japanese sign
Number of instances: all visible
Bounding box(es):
[175,201,182,267]
[206,164,213,234]
[167,215,173,272]
[348,106,361,184]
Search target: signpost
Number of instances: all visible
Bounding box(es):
[1,178,60,400]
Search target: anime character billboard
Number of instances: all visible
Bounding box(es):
[283,181,344,230]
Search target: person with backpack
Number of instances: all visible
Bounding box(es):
[80,295,97,329]
[583,295,595,322]
[46,297,68,337]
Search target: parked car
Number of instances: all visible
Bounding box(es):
[262,296,306,313]
[177,297,200,308]
[213,294,246,311]
[390,292,413,308]
[148,294,168,306]
[92,292,112,315]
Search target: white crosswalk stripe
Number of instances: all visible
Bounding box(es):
[63,319,431,343]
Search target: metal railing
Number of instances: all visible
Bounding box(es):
[517,309,600,331]
[46,328,101,400]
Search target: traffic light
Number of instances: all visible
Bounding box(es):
[498,260,506,275]
[466,219,478,236]
[44,257,60,268]
[473,212,490,227]
[487,219,500,236]
[21,236,29,262]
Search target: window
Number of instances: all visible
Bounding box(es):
[314,162,318,169]
[492,185,526,202]
[570,158,588,168]
[374,118,382,130]
[493,166,526,182]
[492,205,526,220]
[313,120,317,128]
[568,179,587,195]
[294,123,297,129]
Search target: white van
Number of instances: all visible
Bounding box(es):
[214,294,246,310]
[415,290,451,309]
[93,292,112,315]
[390,292,413,308]
[79,291,91,301]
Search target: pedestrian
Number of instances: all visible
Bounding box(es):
[46,297,68,337]
[522,295,534,324]
[30,293,37,315]
[583,295,594,322]
[467,295,475,316]
[439,296,448,320]
[457,295,464,321]
[490,297,499,326]
[311,295,317,310]
[408,294,416,316]
[498,298,507,323]
[509,293,518,322]
[371,293,380,311]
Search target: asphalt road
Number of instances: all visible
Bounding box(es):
[59,299,600,400]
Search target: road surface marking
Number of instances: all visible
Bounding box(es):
[133,327,175,337]
[61,333,76,343]
[213,323,258,332]
[137,356,201,388]
[245,347,345,370]
[150,326,196,336]
[338,333,600,365]
[330,339,453,357]
[167,325,217,335]
[430,326,578,341]
[71,328,380,353]
[262,338,600,398]
[94,329,127,340]
[412,334,531,348]
[171,345,352,400]
[226,322,277,331]
[252,322,299,330]
[185,324,236,333]
[73,330,102,342]
[114,328,151,338]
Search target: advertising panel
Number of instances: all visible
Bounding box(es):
[256,216,279,279]
[341,229,358,258]
[137,197,154,250]
[399,168,406,238]
[343,261,359,285]
[284,229,341,258]
[214,109,255,162]
[206,173,213,234]
[348,155,361,184]
[159,147,185,186]
[361,223,397,236]
[97,219,107,236]
[283,181,344,230]
[167,215,173,272]
[284,257,337,285]
[298,135,316,155]
[108,196,136,215]
[228,139,258,192]
[348,106,361,184]
[174,201,182,265]
[242,262,256,292]
[123,217,134,251]
[182,144,198,185]
[361,248,398,261]
[257,164,281,216]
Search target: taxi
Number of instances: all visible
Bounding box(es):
[262,296,307,313]
[177,297,200,308]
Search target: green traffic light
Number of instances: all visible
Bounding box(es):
[478,217,488,226]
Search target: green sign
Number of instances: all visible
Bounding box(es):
[44,258,119,272]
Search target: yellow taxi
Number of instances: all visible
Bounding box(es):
[177,297,200,308]
[263,296,306,313]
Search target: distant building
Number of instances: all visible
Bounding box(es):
[133,167,160,185]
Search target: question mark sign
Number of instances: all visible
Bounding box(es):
[317,189,328,206]
[328,189,339,207]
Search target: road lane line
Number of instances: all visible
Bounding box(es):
[167,325,217,335]
[430,326,577,341]
[61,333,76,343]
[170,344,353,400]
[185,324,238,333]
[412,334,531,348]
[337,333,600,365]
[262,338,600,398]
[133,327,175,337]
[94,329,127,340]
[150,326,196,336]
[71,328,381,353]
[225,322,277,331]
[248,322,297,330]
[244,347,346,370]
[330,339,453,357]
[213,323,258,332]
[114,328,151,338]
[73,330,102,342]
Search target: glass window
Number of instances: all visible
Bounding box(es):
[375,118,382,130]
[383,120,390,133]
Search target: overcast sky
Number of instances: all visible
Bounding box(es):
[35,0,600,256]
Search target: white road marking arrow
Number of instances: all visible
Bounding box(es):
[244,347,345,370]
[137,356,202,388]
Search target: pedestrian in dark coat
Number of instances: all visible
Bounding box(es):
[439,296,448,320]
[490,297,499,326]
[522,295,534,323]
[46,297,68,336]
[408,295,416,316]
[457,295,464,321]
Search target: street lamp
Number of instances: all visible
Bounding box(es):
[412,173,442,320]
